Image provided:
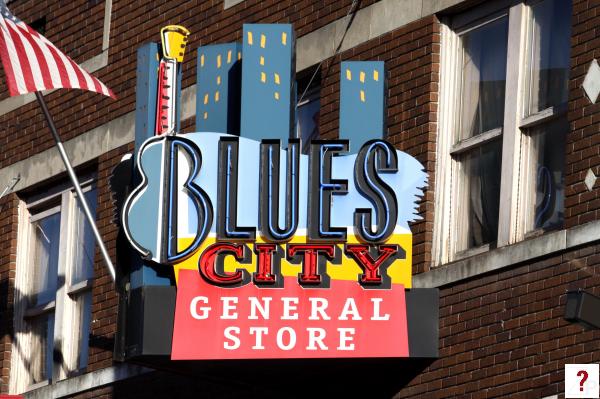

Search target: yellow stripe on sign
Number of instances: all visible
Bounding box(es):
[216,75,221,85]
[373,69,379,81]
[346,69,352,81]
[261,72,266,83]
[217,54,222,68]
[203,93,209,105]
[247,31,253,45]
[238,51,241,60]
[360,71,365,83]
[203,112,208,119]
[274,91,280,100]
[227,50,232,64]
[200,54,205,67]
[174,233,413,288]
[260,34,266,48]
[260,56,265,66]
[274,73,280,84]
[360,90,365,102]
[281,32,287,45]
[215,91,220,102]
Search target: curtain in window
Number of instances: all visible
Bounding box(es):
[458,17,508,249]
[528,0,571,115]
[460,18,507,140]
[525,0,571,232]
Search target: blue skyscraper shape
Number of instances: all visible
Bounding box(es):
[239,24,295,146]
[339,61,386,153]
[196,43,242,135]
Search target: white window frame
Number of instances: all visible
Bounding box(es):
[10,178,96,394]
[433,0,569,265]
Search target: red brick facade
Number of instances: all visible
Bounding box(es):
[398,245,600,399]
[566,0,600,228]
[0,0,598,398]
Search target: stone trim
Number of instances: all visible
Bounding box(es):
[24,364,153,399]
[413,220,600,288]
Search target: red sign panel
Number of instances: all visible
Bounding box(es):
[172,269,409,360]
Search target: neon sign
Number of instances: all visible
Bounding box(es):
[122,23,428,360]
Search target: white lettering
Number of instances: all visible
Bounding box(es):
[308,297,330,320]
[337,328,355,351]
[220,297,238,319]
[249,326,269,349]
[339,298,362,320]
[276,327,297,350]
[306,327,328,350]
[223,327,240,350]
[249,297,272,320]
[190,296,210,320]
[281,297,299,320]
[371,298,390,320]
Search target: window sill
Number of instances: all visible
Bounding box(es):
[21,364,153,399]
[413,220,600,288]
[454,243,491,261]
[24,379,50,393]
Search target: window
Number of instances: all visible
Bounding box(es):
[29,17,47,35]
[296,88,320,154]
[434,0,571,264]
[10,180,96,393]
[295,68,321,154]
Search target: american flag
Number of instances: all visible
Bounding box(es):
[0,0,114,98]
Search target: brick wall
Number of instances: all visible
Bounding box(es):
[396,245,600,399]
[566,0,600,228]
[319,15,440,274]
[87,143,133,372]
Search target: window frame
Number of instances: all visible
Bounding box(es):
[433,0,570,265]
[10,178,97,393]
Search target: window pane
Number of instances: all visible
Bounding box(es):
[528,0,571,114]
[459,16,509,140]
[296,95,320,154]
[30,212,60,306]
[527,117,567,231]
[28,313,54,385]
[74,291,92,370]
[458,140,503,250]
[71,189,97,285]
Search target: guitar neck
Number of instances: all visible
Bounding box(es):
[155,58,178,135]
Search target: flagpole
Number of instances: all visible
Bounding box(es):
[35,91,116,282]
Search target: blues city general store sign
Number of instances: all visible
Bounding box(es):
[121,24,428,360]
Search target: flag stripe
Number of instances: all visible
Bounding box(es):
[4,21,38,92]
[0,19,20,95]
[22,23,70,88]
[0,18,27,94]
[2,19,35,93]
[0,3,115,98]
[45,40,80,88]
[19,22,64,88]
[6,19,50,90]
